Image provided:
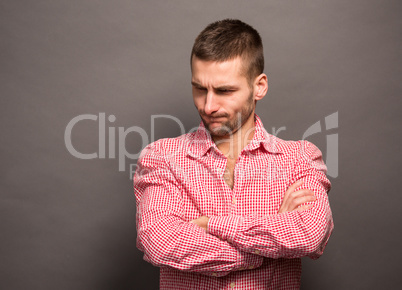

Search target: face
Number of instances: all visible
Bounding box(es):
[191,56,257,138]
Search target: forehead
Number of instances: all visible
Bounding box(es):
[191,57,248,86]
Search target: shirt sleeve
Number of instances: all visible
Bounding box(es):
[134,143,263,277]
[207,141,334,260]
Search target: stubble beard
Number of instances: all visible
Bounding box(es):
[201,91,255,138]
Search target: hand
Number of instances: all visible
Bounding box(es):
[278,180,316,213]
[190,216,210,231]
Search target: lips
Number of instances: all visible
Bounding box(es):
[209,117,224,122]
[203,114,227,121]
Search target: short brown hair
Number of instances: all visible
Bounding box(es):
[191,19,264,84]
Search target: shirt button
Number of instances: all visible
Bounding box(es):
[232,198,236,205]
[254,249,260,255]
[230,282,236,288]
[248,265,254,269]
[212,273,217,277]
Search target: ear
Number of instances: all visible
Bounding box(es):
[253,73,268,101]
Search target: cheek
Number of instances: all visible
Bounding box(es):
[192,96,201,106]
[192,98,203,112]
[225,99,243,112]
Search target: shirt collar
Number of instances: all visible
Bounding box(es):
[188,114,283,158]
[247,115,284,154]
[187,122,217,158]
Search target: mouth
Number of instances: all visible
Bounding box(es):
[204,118,225,128]
[202,114,227,122]
[209,117,224,122]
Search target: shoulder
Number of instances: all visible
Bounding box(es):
[268,135,323,160]
[138,132,196,160]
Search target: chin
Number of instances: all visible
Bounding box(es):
[209,125,234,137]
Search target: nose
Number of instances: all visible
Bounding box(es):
[204,91,219,115]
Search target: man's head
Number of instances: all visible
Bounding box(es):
[191,19,268,138]
[191,19,264,86]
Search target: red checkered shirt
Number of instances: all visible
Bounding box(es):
[134,115,333,290]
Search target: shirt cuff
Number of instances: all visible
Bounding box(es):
[208,215,243,242]
[209,250,263,277]
[235,249,264,271]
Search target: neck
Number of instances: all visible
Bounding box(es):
[213,113,255,160]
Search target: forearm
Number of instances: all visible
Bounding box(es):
[137,214,263,276]
[134,144,263,276]
[206,140,334,259]
[207,201,333,259]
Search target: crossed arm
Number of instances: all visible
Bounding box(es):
[134,142,333,276]
[191,180,316,229]
[135,148,263,277]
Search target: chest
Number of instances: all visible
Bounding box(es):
[174,152,295,219]
[223,157,236,189]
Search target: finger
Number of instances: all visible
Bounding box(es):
[295,194,316,204]
[288,189,315,199]
[190,218,201,224]
[291,195,316,209]
[280,185,306,213]
[283,190,315,211]
[284,180,304,195]
[296,204,314,212]
[279,193,315,213]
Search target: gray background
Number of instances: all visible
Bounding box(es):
[1,0,401,289]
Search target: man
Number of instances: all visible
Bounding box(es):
[134,19,333,289]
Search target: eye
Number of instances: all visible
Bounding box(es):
[193,86,206,91]
[217,89,234,94]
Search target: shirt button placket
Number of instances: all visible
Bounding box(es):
[230,195,237,215]
[231,160,241,214]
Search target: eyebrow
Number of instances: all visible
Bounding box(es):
[191,81,238,90]
[191,81,203,88]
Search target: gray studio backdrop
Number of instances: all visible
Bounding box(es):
[1,0,401,289]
